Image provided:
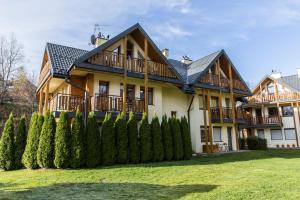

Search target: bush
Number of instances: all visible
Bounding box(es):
[170,118,184,160]
[161,115,173,161]
[37,112,56,168]
[180,116,192,160]
[127,112,140,163]
[239,138,246,150]
[246,136,267,150]
[14,115,27,169]
[115,112,128,164]
[70,110,86,168]
[22,113,41,169]
[86,112,101,168]
[101,113,116,165]
[0,113,15,170]
[151,115,164,162]
[140,112,152,163]
[54,112,71,168]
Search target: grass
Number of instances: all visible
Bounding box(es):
[1,150,300,200]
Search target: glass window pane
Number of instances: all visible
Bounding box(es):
[271,129,283,140]
[257,129,265,139]
[285,129,296,140]
[213,127,222,142]
[199,95,204,109]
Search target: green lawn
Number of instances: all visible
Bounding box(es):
[1,150,300,200]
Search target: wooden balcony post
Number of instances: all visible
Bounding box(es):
[44,81,49,114]
[123,36,128,113]
[144,38,149,114]
[206,90,213,153]
[229,63,239,150]
[292,102,299,147]
[38,90,43,114]
[216,59,223,122]
[85,73,94,111]
[202,89,209,153]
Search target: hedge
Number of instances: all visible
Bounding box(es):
[170,118,184,160]
[115,112,128,164]
[161,115,173,161]
[151,115,164,162]
[247,136,267,150]
[140,112,152,163]
[101,113,116,165]
[180,116,192,160]
[14,115,27,169]
[127,112,140,163]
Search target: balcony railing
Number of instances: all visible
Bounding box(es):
[89,50,177,79]
[211,107,233,121]
[247,92,300,104]
[245,115,282,127]
[94,94,144,113]
[49,93,84,112]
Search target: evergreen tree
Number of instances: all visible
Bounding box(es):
[37,112,56,168]
[140,112,152,163]
[54,112,71,168]
[86,112,100,168]
[70,110,86,168]
[151,115,164,162]
[170,118,184,160]
[22,113,41,169]
[0,113,15,170]
[180,116,192,160]
[101,113,116,165]
[162,115,173,161]
[127,112,140,163]
[14,115,27,169]
[115,112,128,164]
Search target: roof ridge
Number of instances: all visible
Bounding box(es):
[46,42,88,52]
[187,49,223,68]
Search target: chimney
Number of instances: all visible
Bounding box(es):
[181,55,193,65]
[162,48,169,58]
[270,70,282,79]
[95,32,109,47]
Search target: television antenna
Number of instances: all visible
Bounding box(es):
[90,24,111,46]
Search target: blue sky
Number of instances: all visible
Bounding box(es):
[1,0,300,87]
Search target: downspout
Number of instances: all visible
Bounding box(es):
[187,95,195,134]
[65,78,89,126]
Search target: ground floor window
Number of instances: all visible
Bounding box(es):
[213,127,222,142]
[271,129,283,140]
[200,126,210,143]
[284,128,296,140]
[257,129,265,139]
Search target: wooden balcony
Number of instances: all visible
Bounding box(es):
[211,107,233,123]
[94,94,144,113]
[247,92,300,104]
[241,115,282,128]
[49,93,84,112]
[89,50,177,79]
[199,73,247,92]
[38,61,51,85]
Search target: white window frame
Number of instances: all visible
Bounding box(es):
[284,128,296,140]
[213,127,222,142]
[271,129,283,140]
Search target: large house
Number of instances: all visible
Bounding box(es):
[240,70,300,148]
[37,23,251,153]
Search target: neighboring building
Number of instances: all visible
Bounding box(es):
[37,23,251,153]
[240,70,300,148]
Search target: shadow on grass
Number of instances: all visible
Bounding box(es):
[0,182,218,200]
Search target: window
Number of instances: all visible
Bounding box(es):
[268,107,278,117]
[267,83,274,94]
[199,95,204,109]
[137,51,144,59]
[113,46,121,54]
[99,81,109,96]
[284,128,296,140]
[257,129,265,139]
[120,84,135,100]
[140,87,154,105]
[200,126,210,143]
[213,127,222,142]
[282,106,293,117]
[171,111,177,118]
[271,129,283,140]
[225,98,230,108]
[211,96,219,107]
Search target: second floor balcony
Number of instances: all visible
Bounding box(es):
[239,115,282,128]
[211,107,233,123]
[247,92,300,104]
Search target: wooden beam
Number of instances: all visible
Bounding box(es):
[44,81,49,114]
[202,89,209,153]
[85,73,94,111]
[123,36,128,113]
[217,59,223,123]
[144,38,149,114]
[206,89,213,153]
[294,102,300,147]
[229,63,239,150]
[38,90,43,114]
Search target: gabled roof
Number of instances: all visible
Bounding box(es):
[46,43,88,77]
[73,23,183,82]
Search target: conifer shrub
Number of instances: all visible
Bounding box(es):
[22,113,41,169]
[101,113,116,165]
[140,112,152,163]
[170,117,184,160]
[54,112,71,168]
[127,112,140,163]
[70,110,86,168]
[162,115,173,161]
[0,113,15,170]
[151,115,164,162]
[180,116,192,160]
[86,112,101,167]
[14,115,27,169]
[37,112,56,168]
[115,112,128,164]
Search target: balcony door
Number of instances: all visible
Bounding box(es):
[120,84,136,110]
